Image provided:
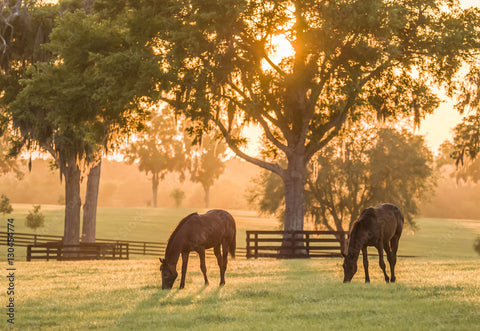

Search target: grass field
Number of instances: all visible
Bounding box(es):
[2,258,479,330]
[1,205,480,330]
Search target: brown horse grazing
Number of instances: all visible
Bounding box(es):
[159,209,236,289]
[343,203,404,283]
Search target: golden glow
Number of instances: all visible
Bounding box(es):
[261,34,294,72]
[269,34,295,63]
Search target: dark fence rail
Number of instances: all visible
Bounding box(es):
[246,230,348,258]
[27,242,129,261]
[0,232,246,260]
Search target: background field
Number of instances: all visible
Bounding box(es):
[1,205,480,330]
[3,204,480,259]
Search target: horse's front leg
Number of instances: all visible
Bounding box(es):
[198,248,209,286]
[376,243,389,283]
[362,247,370,283]
[179,251,189,289]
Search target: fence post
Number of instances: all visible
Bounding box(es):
[27,246,31,262]
[290,232,295,258]
[306,233,310,257]
[254,233,258,259]
[34,234,37,246]
[246,232,250,259]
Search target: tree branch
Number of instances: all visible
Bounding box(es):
[255,114,289,154]
[262,52,287,77]
[305,108,349,162]
[215,116,285,177]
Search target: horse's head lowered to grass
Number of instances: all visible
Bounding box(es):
[342,252,358,283]
[160,258,178,289]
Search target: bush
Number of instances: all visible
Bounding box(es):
[170,189,185,208]
[25,205,45,232]
[474,236,480,256]
[0,194,13,216]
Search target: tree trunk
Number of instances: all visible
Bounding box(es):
[152,173,159,208]
[82,160,101,243]
[281,152,307,257]
[204,185,210,208]
[63,158,82,250]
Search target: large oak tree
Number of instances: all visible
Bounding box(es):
[157,0,480,245]
[6,7,159,246]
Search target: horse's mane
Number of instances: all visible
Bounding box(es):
[348,207,376,254]
[358,207,376,224]
[165,212,199,256]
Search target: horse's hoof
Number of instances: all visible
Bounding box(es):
[365,280,370,283]
[390,278,396,283]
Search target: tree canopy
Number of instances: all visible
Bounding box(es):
[3,2,160,245]
[156,0,480,234]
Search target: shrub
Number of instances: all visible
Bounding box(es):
[25,205,45,232]
[474,236,480,256]
[170,189,185,208]
[0,194,13,217]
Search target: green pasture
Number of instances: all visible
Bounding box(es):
[1,205,479,330]
[1,257,479,330]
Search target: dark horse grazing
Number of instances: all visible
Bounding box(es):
[159,209,236,289]
[343,203,404,283]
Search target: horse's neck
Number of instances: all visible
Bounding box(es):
[348,230,368,257]
[165,238,182,267]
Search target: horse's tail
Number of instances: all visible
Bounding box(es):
[394,206,404,236]
[229,219,236,259]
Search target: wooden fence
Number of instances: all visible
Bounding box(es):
[27,242,129,261]
[246,230,348,258]
[0,231,246,260]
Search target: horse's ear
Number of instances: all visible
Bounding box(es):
[159,258,164,264]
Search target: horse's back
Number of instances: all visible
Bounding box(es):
[203,209,236,232]
[374,203,404,239]
[178,209,236,251]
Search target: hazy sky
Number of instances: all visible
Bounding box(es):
[418,0,479,153]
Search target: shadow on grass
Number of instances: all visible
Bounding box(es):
[115,284,223,328]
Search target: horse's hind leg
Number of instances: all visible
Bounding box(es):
[376,243,390,283]
[214,245,225,286]
[362,247,370,283]
[388,236,400,283]
[384,242,395,283]
[219,241,229,286]
[198,248,209,286]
